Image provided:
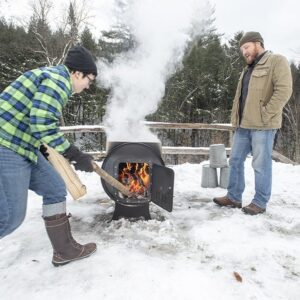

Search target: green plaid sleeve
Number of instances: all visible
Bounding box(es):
[29,77,70,153]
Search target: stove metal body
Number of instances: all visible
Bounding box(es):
[101,141,174,220]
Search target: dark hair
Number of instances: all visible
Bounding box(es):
[66,67,91,78]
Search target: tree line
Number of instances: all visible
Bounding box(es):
[0,1,299,163]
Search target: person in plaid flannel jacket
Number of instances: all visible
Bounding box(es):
[0,45,98,266]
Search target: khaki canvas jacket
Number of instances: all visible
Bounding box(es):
[231,51,292,129]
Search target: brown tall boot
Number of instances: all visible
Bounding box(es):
[44,213,97,267]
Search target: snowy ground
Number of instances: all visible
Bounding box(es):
[0,158,299,300]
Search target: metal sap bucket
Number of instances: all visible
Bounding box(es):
[201,164,218,188]
[209,144,227,168]
[219,166,230,189]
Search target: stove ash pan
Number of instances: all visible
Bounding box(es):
[101,142,174,215]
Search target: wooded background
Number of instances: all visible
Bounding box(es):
[1,0,299,163]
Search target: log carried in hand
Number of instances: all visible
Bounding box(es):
[44,144,87,200]
[44,145,131,199]
[91,161,131,197]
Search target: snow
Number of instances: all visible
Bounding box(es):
[0,158,299,300]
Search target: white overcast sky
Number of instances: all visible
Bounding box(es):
[1,0,300,62]
[211,0,300,62]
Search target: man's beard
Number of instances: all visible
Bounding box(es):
[245,45,259,65]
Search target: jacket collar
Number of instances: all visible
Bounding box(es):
[256,51,271,65]
[243,51,270,72]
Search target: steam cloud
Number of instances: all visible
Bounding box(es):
[99,0,212,142]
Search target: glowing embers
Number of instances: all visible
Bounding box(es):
[118,162,150,197]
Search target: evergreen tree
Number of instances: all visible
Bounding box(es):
[222,31,245,111]
[98,24,135,62]
[81,26,98,54]
[67,2,79,47]
[0,18,42,90]
[0,10,298,160]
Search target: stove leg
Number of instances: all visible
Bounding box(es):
[112,202,151,220]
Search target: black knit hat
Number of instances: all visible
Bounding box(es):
[65,45,97,76]
[239,31,264,47]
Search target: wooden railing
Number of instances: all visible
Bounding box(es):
[60,122,233,133]
[60,122,295,164]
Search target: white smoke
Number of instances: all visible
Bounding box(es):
[99,0,213,142]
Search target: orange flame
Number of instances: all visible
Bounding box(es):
[118,162,150,196]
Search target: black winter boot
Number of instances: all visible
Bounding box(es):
[44,213,97,266]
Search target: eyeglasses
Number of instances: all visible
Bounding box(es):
[86,75,95,84]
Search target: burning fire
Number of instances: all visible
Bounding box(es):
[118,162,150,196]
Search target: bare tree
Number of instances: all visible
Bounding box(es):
[29,0,93,66]
[29,0,57,65]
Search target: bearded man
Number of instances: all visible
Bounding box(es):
[213,31,292,215]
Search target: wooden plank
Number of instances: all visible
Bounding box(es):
[144,121,233,131]
[86,147,231,158]
[59,122,234,133]
[58,122,296,165]
[272,150,297,165]
[161,146,231,155]
[60,125,105,133]
[87,148,296,165]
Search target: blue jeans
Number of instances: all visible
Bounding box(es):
[0,146,67,238]
[227,128,277,209]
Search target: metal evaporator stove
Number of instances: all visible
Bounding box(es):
[100,141,174,220]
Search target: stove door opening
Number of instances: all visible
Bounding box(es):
[118,162,150,198]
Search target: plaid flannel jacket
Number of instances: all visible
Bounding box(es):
[0,65,72,162]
